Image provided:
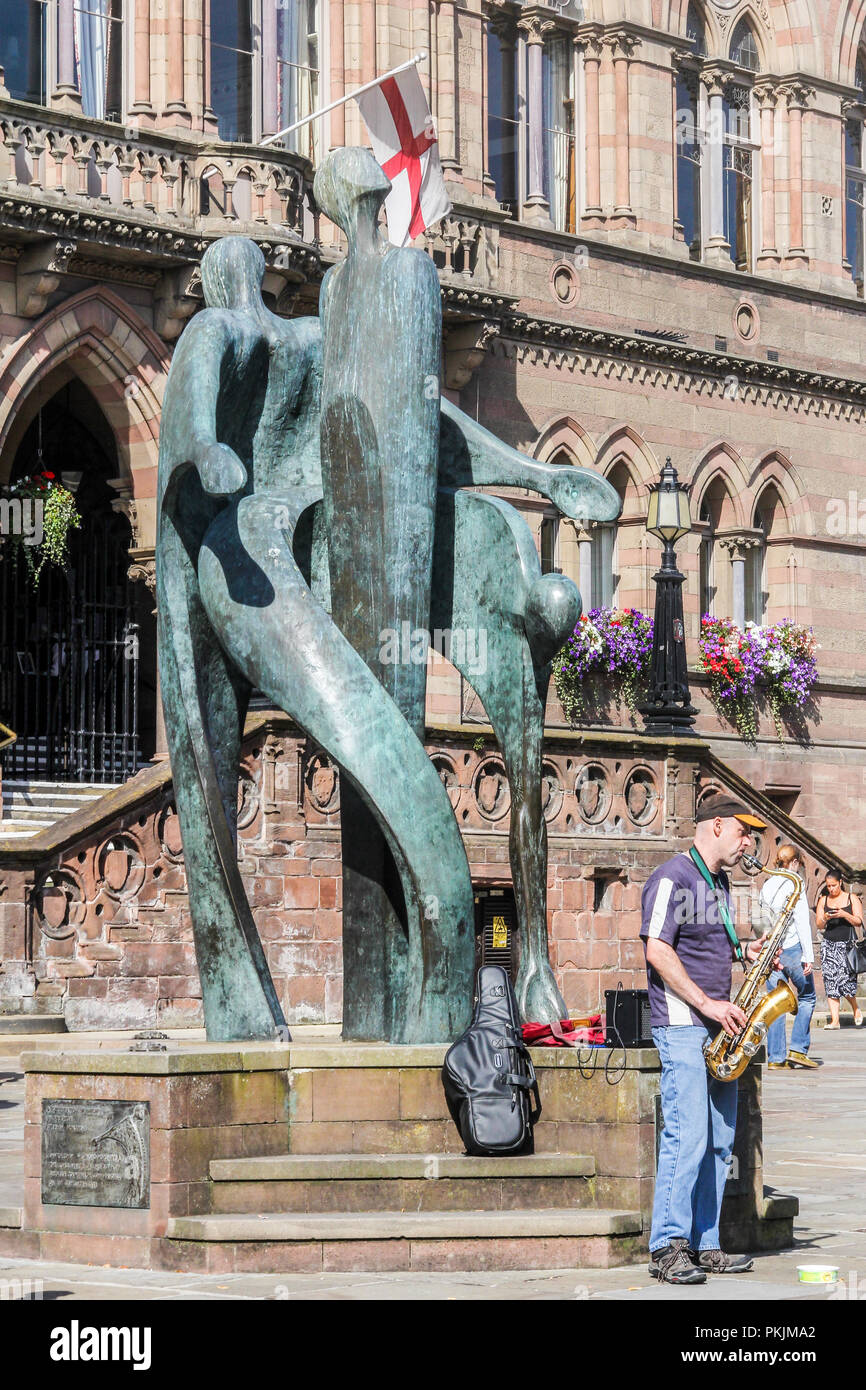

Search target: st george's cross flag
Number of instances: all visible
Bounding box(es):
[356,65,451,246]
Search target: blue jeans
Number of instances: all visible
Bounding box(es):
[650,1024,738,1254]
[766,946,816,1062]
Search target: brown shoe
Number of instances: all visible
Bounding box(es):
[649,1238,707,1285]
[787,1051,819,1069]
[695,1248,754,1274]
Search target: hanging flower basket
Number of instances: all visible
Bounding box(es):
[698,615,819,742]
[2,471,82,586]
[553,607,654,724]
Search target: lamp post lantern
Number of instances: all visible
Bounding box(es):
[640,458,698,736]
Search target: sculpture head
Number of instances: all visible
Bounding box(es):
[314,146,391,247]
[201,236,266,311]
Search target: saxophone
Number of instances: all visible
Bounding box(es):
[703,852,800,1081]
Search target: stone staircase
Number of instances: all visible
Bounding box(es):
[168,1151,642,1273]
[0,780,118,839]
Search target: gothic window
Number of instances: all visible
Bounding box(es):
[729,18,760,73]
[211,0,255,142]
[676,67,702,258]
[209,0,320,148]
[542,34,577,233]
[276,0,320,161]
[74,0,124,122]
[0,0,48,105]
[487,24,519,213]
[699,500,717,617]
[686,0,707,57]
[540,515,560,574]
[845,63,866,294]
[722,83,757,271]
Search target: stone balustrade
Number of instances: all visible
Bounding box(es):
[0,98,317,256]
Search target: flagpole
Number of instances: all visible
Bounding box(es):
[260,51,428,148]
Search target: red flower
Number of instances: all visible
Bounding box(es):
[42,471,55,479]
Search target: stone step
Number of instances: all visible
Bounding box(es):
[165,1206,643,1274]
[207,1151,596,1214]
[0,1015,66,1035]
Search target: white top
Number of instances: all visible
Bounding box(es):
[759,872,814,965]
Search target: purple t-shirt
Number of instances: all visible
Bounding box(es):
[640,852,737,1030]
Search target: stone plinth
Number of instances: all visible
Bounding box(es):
[0,1040,796,1273]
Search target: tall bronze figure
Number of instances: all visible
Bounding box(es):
[157,147,621,1043]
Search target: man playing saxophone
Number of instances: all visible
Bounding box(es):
[640,794,776,1286]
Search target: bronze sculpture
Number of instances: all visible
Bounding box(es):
[157,146,621,1043]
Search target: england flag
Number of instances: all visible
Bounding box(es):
[356,66,451,246]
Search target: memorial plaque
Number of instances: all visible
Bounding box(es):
[41,1099,150,1208]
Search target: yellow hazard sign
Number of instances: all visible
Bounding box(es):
[491,915,508,950]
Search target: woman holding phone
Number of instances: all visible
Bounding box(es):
[816,871,863,1028]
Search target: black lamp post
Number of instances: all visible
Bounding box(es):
[640,459,698,736]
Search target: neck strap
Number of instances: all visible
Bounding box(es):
[689,847,744,962]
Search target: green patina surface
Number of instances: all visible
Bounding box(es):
[156,146,621,1045]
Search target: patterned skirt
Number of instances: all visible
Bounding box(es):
[820,936,858,999]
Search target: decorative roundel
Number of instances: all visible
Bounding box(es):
[305,752,340,812]
[733,299,759,343]
[623,767,660,826]
[97,834,146,901]
[542,761,564,821]
[575,763,612,824]
[33,868,86,940]
[473,759,511,821]
[550,259,580,307]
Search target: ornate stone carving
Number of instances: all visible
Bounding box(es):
[15,237,77,316]
[624,768,660,827]
[432,755,461,807]
[97,834,146,901]
[575,763,612,825]
[33,868,85,940]
[473,758,511,821]
[444,319,501,390]
[305,752,340,813]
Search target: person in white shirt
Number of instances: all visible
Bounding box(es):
[760,844,816,1070]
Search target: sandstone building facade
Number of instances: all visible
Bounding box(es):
[0,0,865,1029]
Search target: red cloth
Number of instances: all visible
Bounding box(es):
[522,1016,605,1047]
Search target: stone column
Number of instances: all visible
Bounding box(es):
[164,0,191,122]
[202,0,217,131]
[53,0,82,109]
[755,83,779,266]
[606,30,638,226]
[703,66,733,267]
[518,10,555,227]
[130,0,154,120]
[435,0,462,178]
[579,26,604,226]
[719,537,759,629]
[578,529,593,607]
[783,82,814,268]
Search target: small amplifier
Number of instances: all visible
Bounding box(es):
[605,987,652,1047]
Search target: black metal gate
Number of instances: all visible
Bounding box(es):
[0,511,140,784]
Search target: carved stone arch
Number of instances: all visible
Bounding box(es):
[749,450,812,535]
[690,442,750,530]
[768,0,823,74]
[665,0,723,59]
[0,288,169,544]
[594,425,659,518]
[533,416,596,470]
[833,0,866,84]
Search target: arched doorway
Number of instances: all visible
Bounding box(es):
[0,381,154,783]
